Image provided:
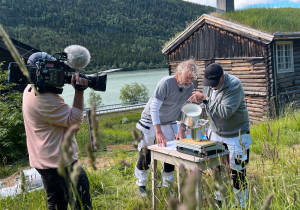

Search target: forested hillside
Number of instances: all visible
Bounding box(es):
[0,0,214,71]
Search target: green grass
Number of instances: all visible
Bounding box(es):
[2,108,300,209]
[0,158,29,179]
[76,108,143,157]
[251,105,300,154]
[211,7,300,33]
[164,7,300,48]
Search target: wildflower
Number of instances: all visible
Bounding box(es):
[276,127,280,145]
[119,159,131,167]
[70,161,81,187]
[168,195,179,210]
[183,170,198,210]
[132,128,140,142]
[85,143,97,170]
[262,194,274,210]
[91,104,100,150]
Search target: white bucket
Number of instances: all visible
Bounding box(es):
[181,103,202,127]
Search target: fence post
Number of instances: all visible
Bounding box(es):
[86,109,95,151]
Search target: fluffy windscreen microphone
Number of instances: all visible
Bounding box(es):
[64,45,91,69]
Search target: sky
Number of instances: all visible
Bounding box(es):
[183,0,300,9]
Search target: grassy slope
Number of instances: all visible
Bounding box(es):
[211,8,300,33]
[1,108,300,209]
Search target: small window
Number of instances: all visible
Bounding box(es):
[276,41,294,73]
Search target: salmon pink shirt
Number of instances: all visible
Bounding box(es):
[22,85,84,169]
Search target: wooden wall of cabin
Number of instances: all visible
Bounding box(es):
[273,40,300,111]
[168,23,265,69]
[169,59,269,123]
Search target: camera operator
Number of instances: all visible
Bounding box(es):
[22,52,92,210]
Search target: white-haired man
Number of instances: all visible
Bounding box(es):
[135,59,198,197]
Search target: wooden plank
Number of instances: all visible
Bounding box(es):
[278,89,299,95]
[278,81,294,88]
[244,38,249,57]
[215,57,264,60]
[276,75,300,84]
[232,67,253,71]
[276,72,300,80]
[226,70,266,75]
[228,33,233,58]
[253,67,266,71]
[216,60,231,64]
[246,103,267,108]
[245,96,266,101]
[278,85,300,93]
[244,91,267,96]
[242,83,267,87]
[204,24,209,60]
[246,101,268,106]
[200,27,204,60]
[240,78,266,83]
[209,25,215,59]
[238,35,242,57]
[247,107,266,113]
[222,29,227,58]
[243,86,267,92]
[253,63,266,67]
[233,35,238,57]
[195,31,199,61]
[215,28,221,58]
[248,111,265,117]
[235,75,266,79]
[231,63,253,67]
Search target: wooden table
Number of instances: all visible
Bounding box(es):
[148,141,229,210]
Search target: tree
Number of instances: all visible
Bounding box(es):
[137,62,146,70]
[119,82,149,103]
[87,90,102,107]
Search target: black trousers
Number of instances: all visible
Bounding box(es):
[36,161,92,210]
[136,149,174,172]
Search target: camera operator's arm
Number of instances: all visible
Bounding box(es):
[71,72,88,111]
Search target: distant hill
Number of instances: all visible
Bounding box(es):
[211,8,300,33]
[0,0,214,71]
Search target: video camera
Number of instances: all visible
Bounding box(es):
[7,45,107,94]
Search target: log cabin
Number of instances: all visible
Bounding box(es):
[162,2,299,123]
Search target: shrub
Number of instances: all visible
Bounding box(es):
[0,70,26,162]
[87,89,102,107]
[119,82,149,103]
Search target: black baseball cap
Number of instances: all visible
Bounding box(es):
[203,63,224,87]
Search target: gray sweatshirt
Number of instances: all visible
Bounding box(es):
[141,76,193,125]
[203,73,250,138]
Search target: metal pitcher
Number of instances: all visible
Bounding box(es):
[191,119,210,141]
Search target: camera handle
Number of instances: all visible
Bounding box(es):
[74,73,88,91]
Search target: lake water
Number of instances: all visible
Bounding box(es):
[60,69,168,106]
